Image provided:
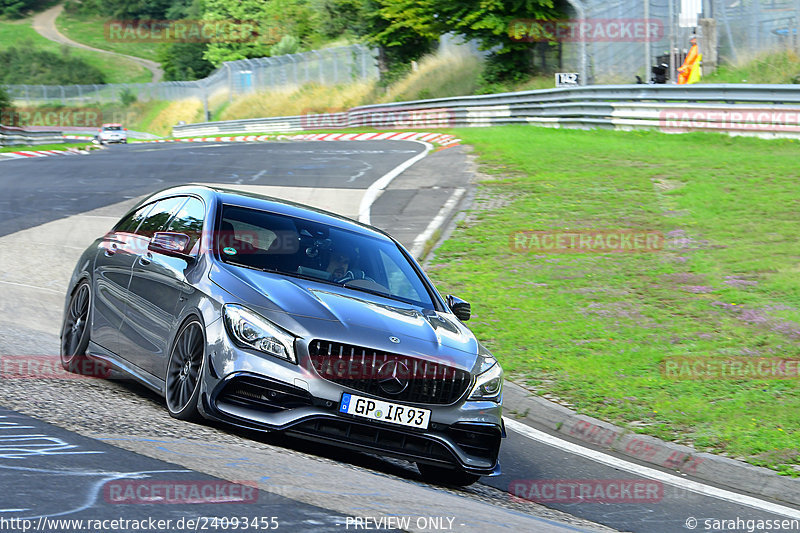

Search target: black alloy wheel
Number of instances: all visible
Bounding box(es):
[60,281,91,373]
[166,318,205,420]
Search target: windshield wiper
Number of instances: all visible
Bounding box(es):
[223,259,267,272]
[339,282,392,299]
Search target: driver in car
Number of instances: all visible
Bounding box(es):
[326,247,352,281]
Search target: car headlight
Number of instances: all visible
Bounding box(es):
[223,304,296,363]
[468,355,503,402]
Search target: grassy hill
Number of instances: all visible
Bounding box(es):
[0,17,150,84]
[55,10,160,62]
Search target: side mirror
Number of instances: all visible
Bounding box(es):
[149,232,194,261]
[446,294,471,322]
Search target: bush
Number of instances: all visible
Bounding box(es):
[271,35,300,56]
[0,0,50,19]
[158,42,214,81]
[119,88,137,107]
[0,44,106,84]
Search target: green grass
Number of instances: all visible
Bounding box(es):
[704,50,800,84]
[56,11,160,62]
[430,126,800,473]
[0,141,92,152]
[0,18,150,84]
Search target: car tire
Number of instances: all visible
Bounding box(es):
[165,317,205,421]
[60,280,92,374]
[416,462,481,487]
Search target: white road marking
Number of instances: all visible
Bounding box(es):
[250,169,267,182]
[0,280,61,294]
[358,141,433,225]
[347,160,373,183]
[410,188,465,259]
[503,417,800,519]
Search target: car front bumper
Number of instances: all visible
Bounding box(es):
[197,318,504,475]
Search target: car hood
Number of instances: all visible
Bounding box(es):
[210,263,480,371]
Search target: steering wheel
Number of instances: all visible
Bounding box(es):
[333,269,374,284]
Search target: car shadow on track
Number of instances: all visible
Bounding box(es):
[108,377,429,485]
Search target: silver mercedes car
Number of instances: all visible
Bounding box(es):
[60,185,504,486]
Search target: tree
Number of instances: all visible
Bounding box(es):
[312,0,365,39]
[0,86,12,124]
[157,0,214,81]
[310,0,434,76]
[0,0,49,19]
[66,0,174,20]
[374,0,567,81]
[202,0,315,65]
[159,42,215,80]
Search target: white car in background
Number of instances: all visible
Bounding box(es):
[96,123,128,144]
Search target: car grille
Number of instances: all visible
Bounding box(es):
[308,340,472,405]
[216,375,313,413]
[286,417,456,466]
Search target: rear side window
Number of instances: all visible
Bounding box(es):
[136,197,187,239]
[166,197,205,252]
[115,203,154,234]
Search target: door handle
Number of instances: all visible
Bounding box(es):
[105,243,118,256]
[139,253,152,266]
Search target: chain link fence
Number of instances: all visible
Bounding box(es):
[537,0,800,84]
[3,44,378,105]
[713,0,800,62]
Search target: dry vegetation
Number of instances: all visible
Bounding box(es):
[378,50,483,102]
[220,80,377,120]
[146,99,205,136]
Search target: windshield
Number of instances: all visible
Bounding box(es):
[217,205,436,308]
[103,126,123,131]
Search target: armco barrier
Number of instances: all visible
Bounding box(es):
[0,125,64,147]
[173,84,800,140]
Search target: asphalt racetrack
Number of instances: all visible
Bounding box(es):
[1,140,798,532]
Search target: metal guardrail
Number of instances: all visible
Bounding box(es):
[0,125,64,147]
[173,84,800,140]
